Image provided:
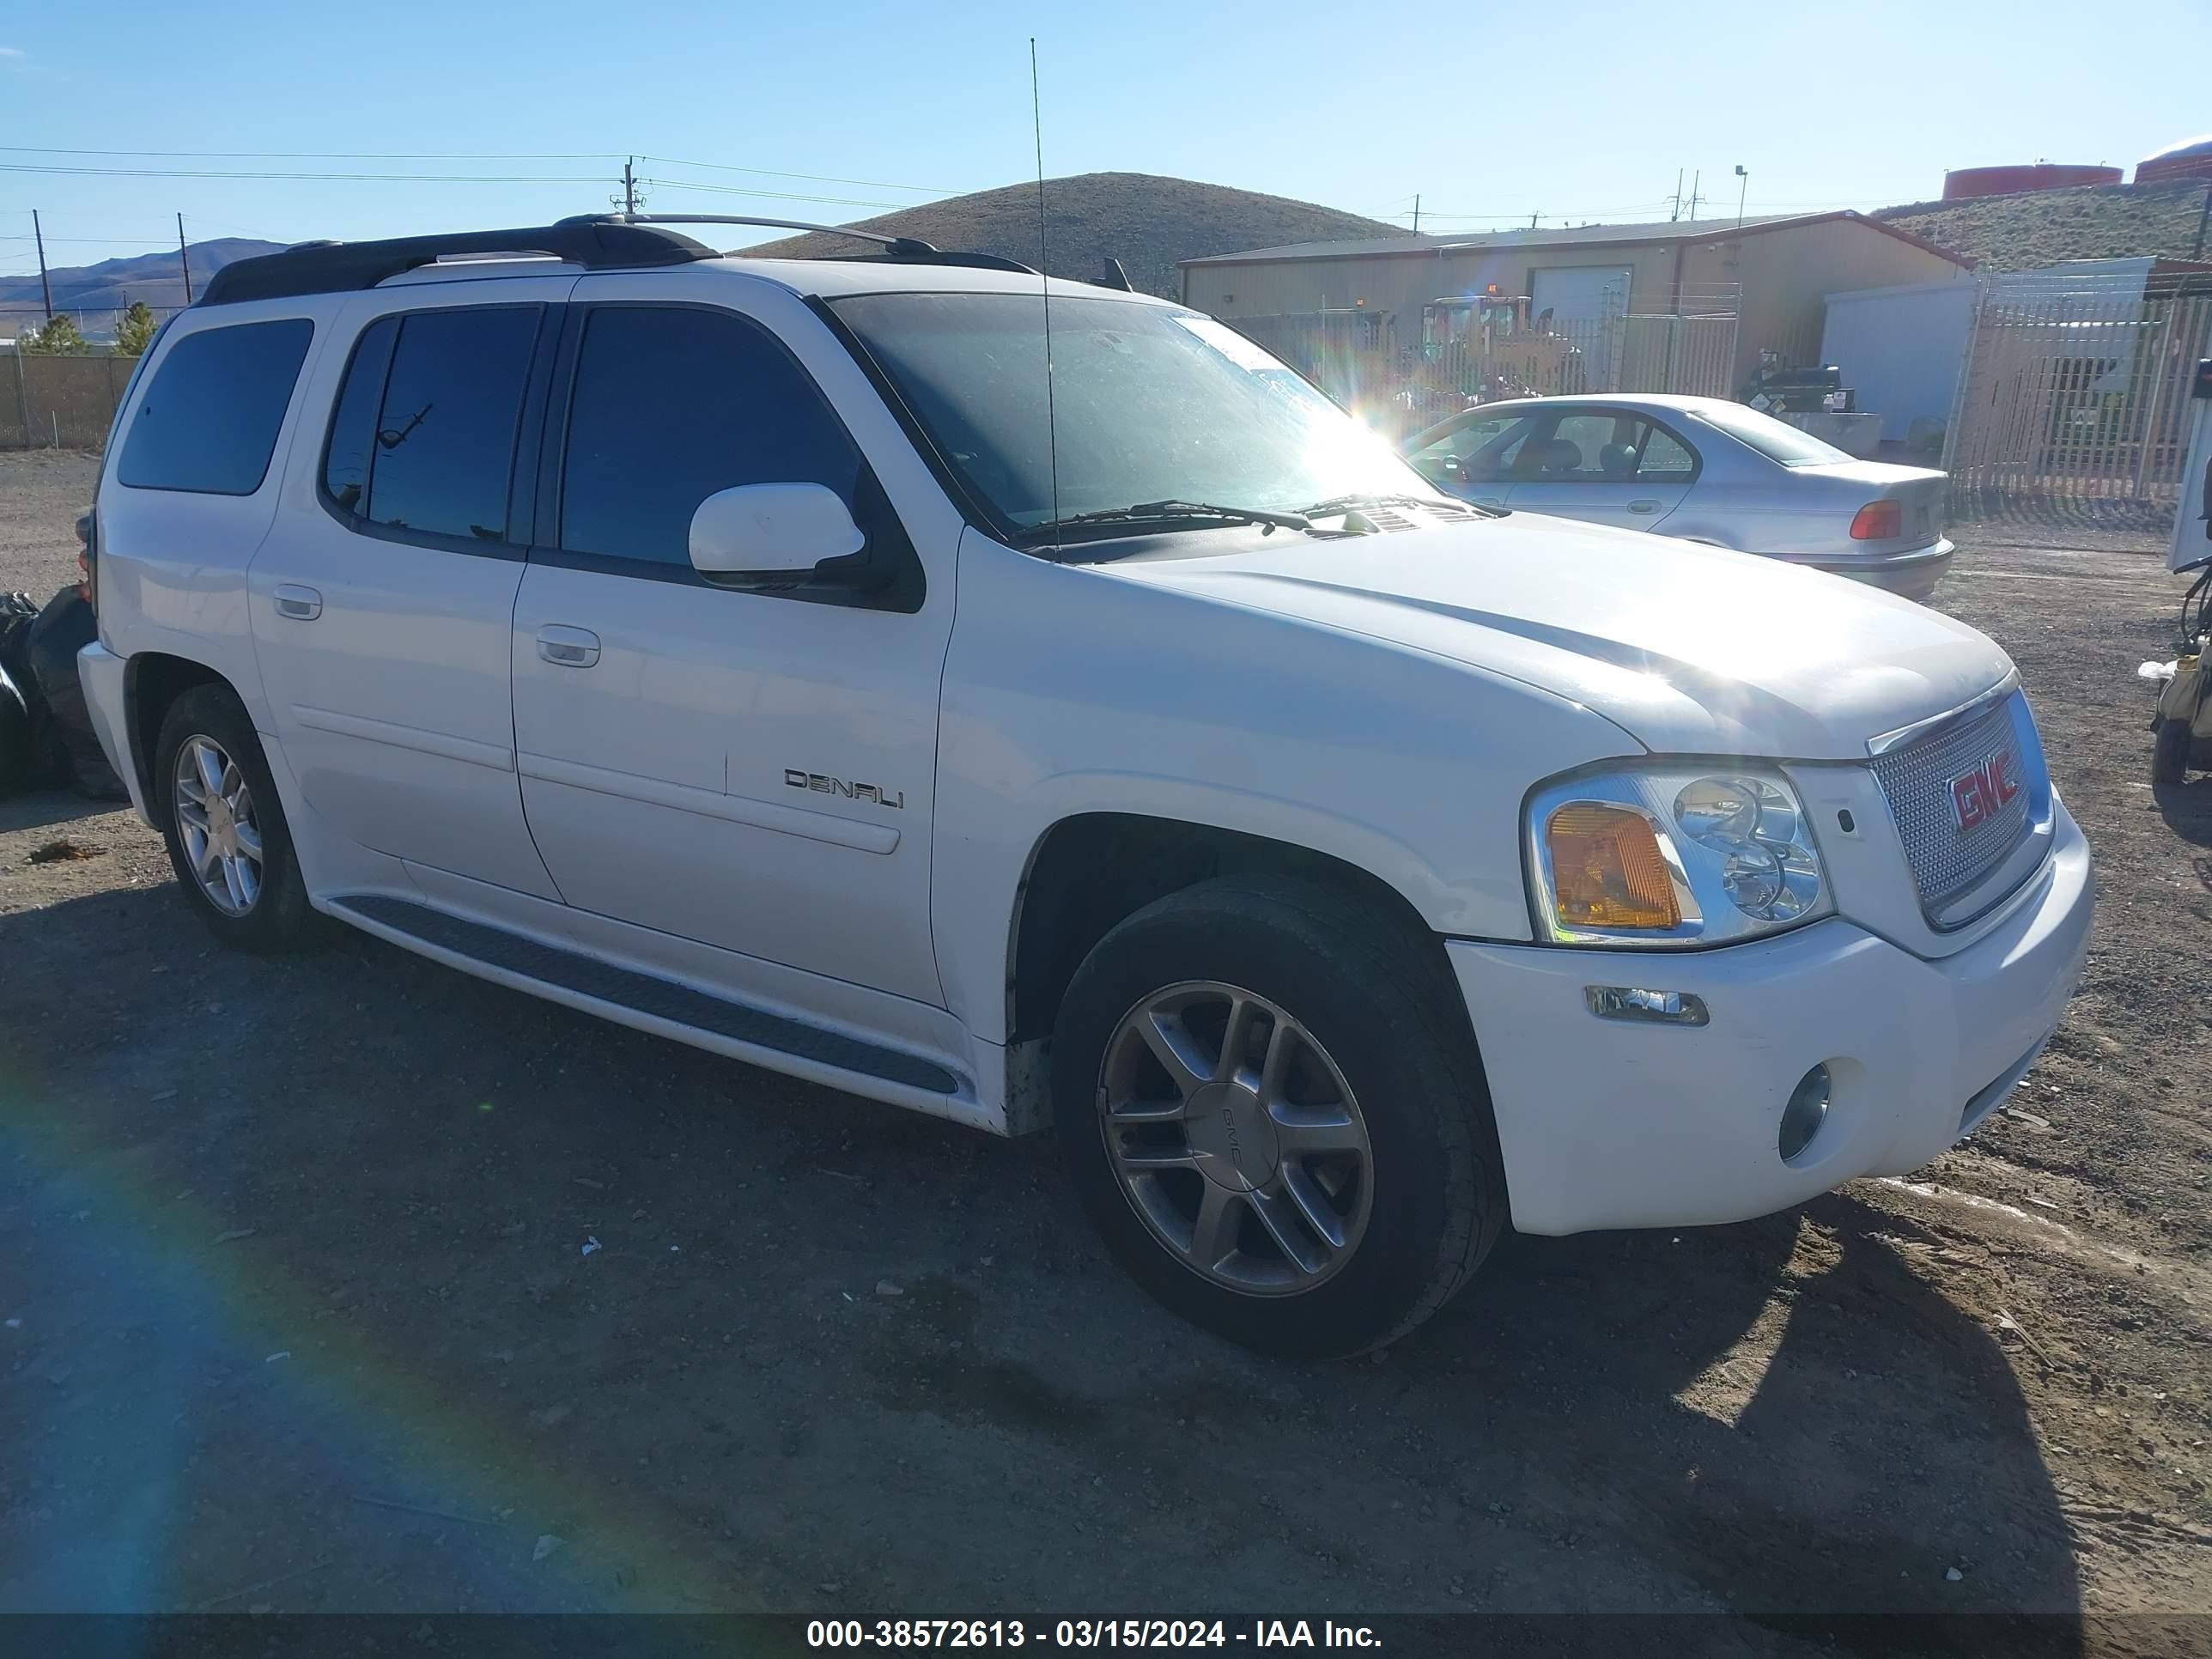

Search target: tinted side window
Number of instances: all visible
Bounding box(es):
[321,315,399,514]
[560,307,862,567]
[117,319,313,495]
[362,307,540,542]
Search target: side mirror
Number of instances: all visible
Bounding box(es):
[688,483,866,583]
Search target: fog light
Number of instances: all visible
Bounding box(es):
[1585,986,1709,1026]
[1779,1064,1832,1162]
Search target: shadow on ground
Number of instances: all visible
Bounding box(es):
[0,787,120,838]
[0,883,2079,1635]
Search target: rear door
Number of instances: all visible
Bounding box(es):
[1502,407,1698,532]
[247,278,571,898]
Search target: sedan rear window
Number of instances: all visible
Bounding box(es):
[1687,401,1850,467]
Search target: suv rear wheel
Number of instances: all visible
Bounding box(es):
[1052,875,1505,1357]
[155,684,316,951]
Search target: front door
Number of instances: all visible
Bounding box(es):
[509,277,953,1006]
[1404,407,1534,509]
[248,281,570,899]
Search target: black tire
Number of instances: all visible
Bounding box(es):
[154,684,319,952]
[2154,717,2191,786]
[0,665,30,799]
[1051,874,1506,1358]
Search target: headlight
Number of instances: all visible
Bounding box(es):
[1525,763,1831,947]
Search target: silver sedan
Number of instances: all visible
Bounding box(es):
[1402,392,1954,600]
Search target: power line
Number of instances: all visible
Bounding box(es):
[0,161,610,183]
[4,144,973,197]
[0,144,620,161]
[1393,200,1676,222]
[639,154,963,195]
[637,177,927,212]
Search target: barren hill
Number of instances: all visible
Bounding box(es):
[738,172,1400,299]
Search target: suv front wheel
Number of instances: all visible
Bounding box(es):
[1052,876,1506,1357]
[155,684,317,951]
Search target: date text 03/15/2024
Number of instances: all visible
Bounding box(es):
[805,1619,1382,1649]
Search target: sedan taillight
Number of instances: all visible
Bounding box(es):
[1850,501,1902,541]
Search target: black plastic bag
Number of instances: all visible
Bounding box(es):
[0,588,93,798]
[0,657,30,798]
[0,592,55,797]
[26,586,122,798]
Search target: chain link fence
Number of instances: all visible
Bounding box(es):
[1,351,138,451]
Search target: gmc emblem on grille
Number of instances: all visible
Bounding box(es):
[1949,749,2020,832]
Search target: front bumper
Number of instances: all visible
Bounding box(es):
[1782,539,1954,602]
[1449,799,2092,1236]
[76,641,151,825]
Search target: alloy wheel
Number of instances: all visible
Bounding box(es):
[1097,981,1374,1296]
[173,734,264,916]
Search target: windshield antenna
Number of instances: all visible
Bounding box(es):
[1030,37,1061,556]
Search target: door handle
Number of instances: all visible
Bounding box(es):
[535,624,601,669]
[1627,500,1662,514]
[272,584,322,621]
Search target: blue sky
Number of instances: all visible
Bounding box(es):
[3,0,2207,279]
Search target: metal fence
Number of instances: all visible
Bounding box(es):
[1230,303,1739,439]
[2,350,137,450]
[1942,287,2212,538]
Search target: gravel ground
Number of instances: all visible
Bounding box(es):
[2,451,2208,1644]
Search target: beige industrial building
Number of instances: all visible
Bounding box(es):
[1179,211,1972,389]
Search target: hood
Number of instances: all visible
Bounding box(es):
[1098,511,2009,760]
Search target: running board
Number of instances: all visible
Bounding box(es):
[326,893,962,1096]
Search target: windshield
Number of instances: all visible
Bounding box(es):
[828,291,1430,538]
[1687,400,1852,467]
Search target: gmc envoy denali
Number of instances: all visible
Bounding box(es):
[77,216,2093,1355]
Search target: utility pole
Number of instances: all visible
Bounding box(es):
[1670,168,1683,222]
[1412,194,1420,235]
[1686,171,1702,221]
[32,210,53,320]
[177,212,193,303]
[1734,164,1748,230]
[1529,210,1539,229]
[623,157,639,216]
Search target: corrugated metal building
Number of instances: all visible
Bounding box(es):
[1179,211,1971,389]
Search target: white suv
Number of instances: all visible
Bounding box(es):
[79,216,2094,1356]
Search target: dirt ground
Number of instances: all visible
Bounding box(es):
[2,451,2208,1641]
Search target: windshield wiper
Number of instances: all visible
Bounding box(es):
[1034,500,1314,537]
[1297,491,1504,520]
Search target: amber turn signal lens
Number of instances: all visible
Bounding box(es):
[1546,804,1680,930]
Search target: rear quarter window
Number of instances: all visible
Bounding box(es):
[117,318,315,495]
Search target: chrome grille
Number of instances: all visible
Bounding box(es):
[1870,692,2036,921]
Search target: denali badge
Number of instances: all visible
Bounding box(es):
[1948,749,2019,832]
[786,769,904,810]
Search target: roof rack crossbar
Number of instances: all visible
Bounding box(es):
[198,220,718,307]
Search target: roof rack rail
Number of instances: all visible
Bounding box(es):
[577,212,1040,277]
[572,211,938,258]
[198,220,717,307]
